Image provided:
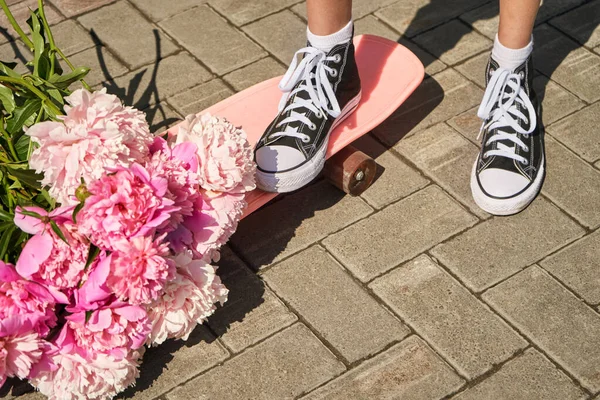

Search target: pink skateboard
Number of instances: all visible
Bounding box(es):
[171,35,424,218]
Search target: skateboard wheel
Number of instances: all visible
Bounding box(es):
[323,145,377,196]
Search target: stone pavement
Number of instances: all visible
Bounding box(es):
[1,0,600,399]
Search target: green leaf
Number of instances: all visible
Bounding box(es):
[42,101,59,119]
[15,208,43,219]
[5,164,42,189]
[14,134,31,161]
[47,88,64,104]
[0,84,16,113]
[85,244,100,271]
[0,223,16,260]
[49,67,90,89]
[50,220,68,244]
[0,61,21,79]
[6,98,41,135]
[8,179,22,190]
[29,11,47,79]
[0,208,13,221]
[85,310,93,323]
[72,202,84,224]
[40,189,55,209]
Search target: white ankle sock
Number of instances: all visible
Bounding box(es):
[492,34,533,71]
[307,20,353,53]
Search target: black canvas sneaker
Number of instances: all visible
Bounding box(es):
[470,55,545,215]
[254,36,362,193]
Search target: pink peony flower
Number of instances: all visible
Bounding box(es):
[78,163,178,251]
[16,223,89,295]
[65,302,150,360]
[174,113,256,194]
[27,88,154,205]
[30,327,143,400]
[0,315,45,386]
[146,137,201,233]
[146,253,227,346]
[0,262,57,336]
[167,192,245,262]
[106,236,174,305]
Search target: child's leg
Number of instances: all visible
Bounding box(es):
[307,0,352,36]
[470,0,545,216]
[498,0,540,48]
[254,1,361,193]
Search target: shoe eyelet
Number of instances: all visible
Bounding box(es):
[523,145,530,152]
[302,136,310,143]
[315,111,322,119]
[310,123,317,130]
[329,69,338,78]
[521,160,529,166]
[519,71,525,79]
[333,54,342,63]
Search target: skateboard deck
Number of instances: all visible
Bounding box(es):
[170,34,424,218]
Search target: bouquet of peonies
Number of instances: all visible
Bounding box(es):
[0,1,255,399]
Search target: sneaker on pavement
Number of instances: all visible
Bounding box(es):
[254,36,362,193]
[470,55,545,215]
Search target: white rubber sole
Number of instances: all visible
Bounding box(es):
[256,92,362,193]
[470,156,545,216]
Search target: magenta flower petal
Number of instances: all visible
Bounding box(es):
[13,206,48,234]
[16,233,53,278]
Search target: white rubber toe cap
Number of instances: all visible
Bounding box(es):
[255,145,306,173]
[478,168,530,198]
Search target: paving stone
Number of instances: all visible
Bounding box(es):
[106,52,212,110]
[447,106,480,145]
[456,52,488,88]
[375,0,488,38]
[223,57,285,91]
[541,230,600,305]
[534,24,600,103]
[208,248,297,353]
[125,326,228,400]
[168,79,233,117]
[395,122,489,218]
[291,0,399,21]
[548,103,600,163]
[452,348,586,400]
[373,69,483,147]
[160,5,265,75]
[534,75,585,125]
[543,136,600,229]
[78,2,178,70]
[50,20,94,56]
[413,20,492,66]
[460,0,586,40]
[0,0,63,44]
[264,246,409,364]
[129,0,204,22]
[69,46,127,87]
[302,336,464,400]
[354,15,446,75]
[323,185,477,282]
[0,40,31,74]
[431,197,584,292]
[483,266,600,392]
[210,0,299,26]
[354,134,429,209]
[167,323,345,400]
[244,10,305,65]
[550,1,600,48]
[145,102,182,134]
[371,255,526,379]
[231,180,373,270]
[50,0,116,17]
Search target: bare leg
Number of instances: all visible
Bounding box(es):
[306,0,352,35]
[498,0,541,48]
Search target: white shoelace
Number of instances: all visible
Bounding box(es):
[268,47,343,143]
[477,68,536,165]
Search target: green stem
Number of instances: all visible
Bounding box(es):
[0,0,34,49]
[0,123,18,160]
[0,76,61,115]
[37,0,55,76]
